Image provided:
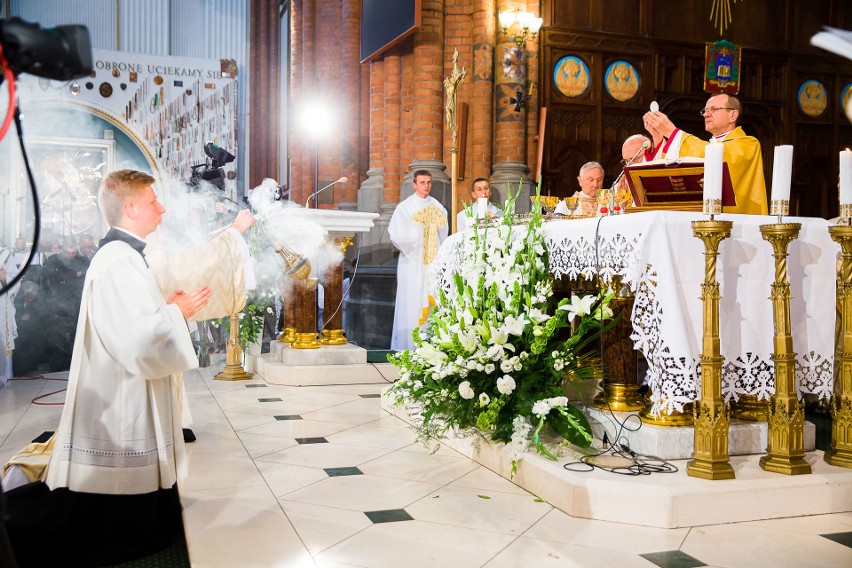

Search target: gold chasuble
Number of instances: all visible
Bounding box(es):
[678,126,768,215]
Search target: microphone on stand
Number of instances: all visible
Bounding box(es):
[611,139,651,191]
[305,176,348,208]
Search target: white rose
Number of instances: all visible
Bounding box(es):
[479,392,491,407]
[458,381,475,400]
[496,375,516,395]
[484,363,495,374]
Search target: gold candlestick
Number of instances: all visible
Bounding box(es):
[825,225,852,468]
[759,222,811,475]
[594,276,645,412]
[687,219,735,480]
[214,314,253,381]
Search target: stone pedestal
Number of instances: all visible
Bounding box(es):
[586,408,816,460]
[490,161,533,213]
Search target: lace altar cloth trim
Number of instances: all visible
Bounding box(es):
[433,212,836,415]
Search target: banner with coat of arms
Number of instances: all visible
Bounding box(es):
[704,40,741,95]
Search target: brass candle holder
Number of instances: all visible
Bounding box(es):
[687,219,735,480]
[639,402,694,426]
[214,314,253,381]
[825,224,852,468]
[758,222,811,475]
[594,276,645,412]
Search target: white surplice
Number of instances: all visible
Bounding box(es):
[45,240,198,495]
[389,194,448,350]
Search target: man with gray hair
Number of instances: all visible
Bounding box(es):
[569,161,605,217]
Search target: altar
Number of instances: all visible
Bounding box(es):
[433,211,837,417]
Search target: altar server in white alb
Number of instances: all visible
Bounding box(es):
[3,170,255,566]
[44,169,211,496]
[456,177,502,232]
[389,170,448,350]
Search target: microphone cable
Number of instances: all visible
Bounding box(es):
[561,213,677,477]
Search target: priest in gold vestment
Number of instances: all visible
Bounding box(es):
[643,94,768,215]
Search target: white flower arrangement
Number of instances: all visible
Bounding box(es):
[388,186,616,476]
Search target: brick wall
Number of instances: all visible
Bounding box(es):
[289,0,540,209]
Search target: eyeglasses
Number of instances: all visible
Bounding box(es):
[699,106,735,117]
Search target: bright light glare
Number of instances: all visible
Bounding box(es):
[301,103,332,139]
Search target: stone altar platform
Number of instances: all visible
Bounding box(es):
[586,408,816,460]
[253,341,391,386]
[382,391,852,529]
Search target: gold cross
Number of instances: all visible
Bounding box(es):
[412,204,447,264]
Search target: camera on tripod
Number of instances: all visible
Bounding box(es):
[190,142,235,191]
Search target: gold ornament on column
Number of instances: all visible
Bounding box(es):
[826,224,852,468]
[444,48,466,234]
[758,222,811,475]
[687,219,735,480]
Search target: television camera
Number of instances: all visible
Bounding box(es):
[190,141,235,191]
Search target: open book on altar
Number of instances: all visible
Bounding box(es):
[623,158,736,212]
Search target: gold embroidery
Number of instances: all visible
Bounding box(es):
[412,204,447,264]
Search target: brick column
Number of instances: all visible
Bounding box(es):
[403,0,452,219]
[492,0,532,212]
[524,0,541,184]
[360,58,386,249]
[382,53,402,205]
[289,0,315,203]
[470,1,495,182]
[249,0,281,190]
[338,0,363,208]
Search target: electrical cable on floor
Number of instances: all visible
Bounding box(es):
[10,374,67,405]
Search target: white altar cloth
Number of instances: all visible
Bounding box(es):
[433,211,837,416]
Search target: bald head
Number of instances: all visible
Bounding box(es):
[622,134,650,164]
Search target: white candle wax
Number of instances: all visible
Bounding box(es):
[476,197,488,218]
[770,145,794,202]
[703,143,724,201]
[841,150,852,205]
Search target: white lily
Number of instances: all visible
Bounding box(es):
[558,294,596,321]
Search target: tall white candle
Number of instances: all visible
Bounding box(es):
[770,145,794,202]
[476,197,488,218]
[841,150,852,205]
[703,143,724,201]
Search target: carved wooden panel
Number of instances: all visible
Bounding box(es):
[544,106,594,197]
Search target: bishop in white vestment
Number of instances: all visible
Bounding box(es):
[389,171,448,351]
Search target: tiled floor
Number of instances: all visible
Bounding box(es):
[2,361,852,568]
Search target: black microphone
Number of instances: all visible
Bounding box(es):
[305,176,348,208]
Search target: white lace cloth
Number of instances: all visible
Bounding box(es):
[434,211,837,416]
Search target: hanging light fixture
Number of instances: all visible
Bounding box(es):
[498,8,543,48]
